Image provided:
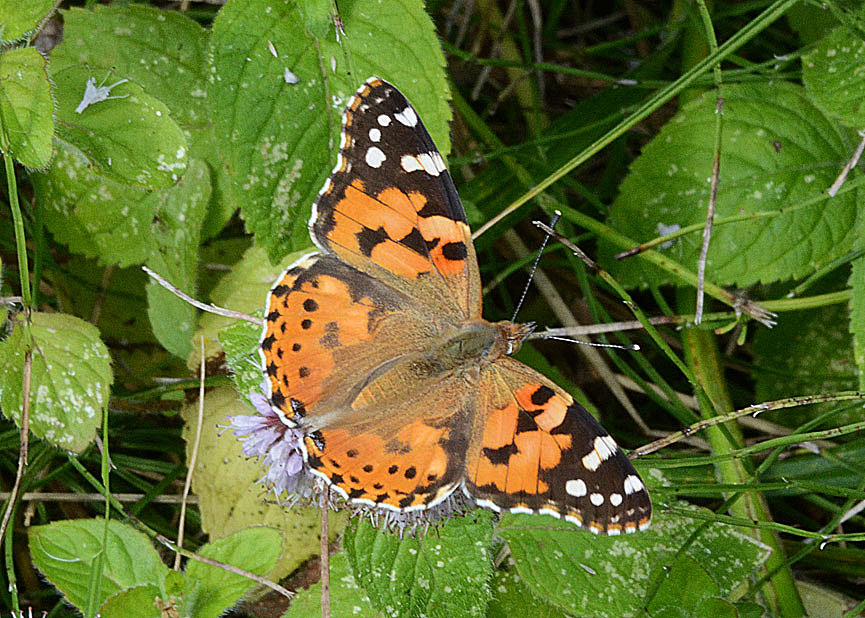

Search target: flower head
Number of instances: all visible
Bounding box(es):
[223,380,313,500]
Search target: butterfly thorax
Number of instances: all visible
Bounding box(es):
[414,320,534,380]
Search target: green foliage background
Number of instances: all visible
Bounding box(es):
[1,1,864,617]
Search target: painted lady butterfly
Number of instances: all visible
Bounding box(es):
[260,78,651,534]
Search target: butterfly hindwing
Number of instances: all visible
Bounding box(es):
[464,358,651,534]
[310,77,481,320]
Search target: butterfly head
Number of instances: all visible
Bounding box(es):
[496,321,536,355]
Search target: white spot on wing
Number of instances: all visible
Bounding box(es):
[369,128,381,142]
[610,493,623,506]
[365,146,386,168]
[395,106,418,127]
[582,435,618,471]
[565,479,587,497]
[509,506,533,515]
[377,114,391,126]
[590,493,604,506]
[624,474,643,495]
[400,153,441,176]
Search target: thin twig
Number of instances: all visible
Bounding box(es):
[155,533,294,599]
[696,96,724,325]
[174,336,206,570]
[320,491,330,618]
[630,391,865,458]
[142,266,262,325]
[0,349,31,544]
[0,492,199,503]
[827,130,865,197]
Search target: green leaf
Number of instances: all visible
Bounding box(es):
[183,527,282,618]
[802,7,865,127]
[181,387,347,580]
[0,47,53,168]
[345,510,494,618]
[29,518,169,612]
[32,144,155,266]
[50,63,188,189]
[647,555,719,616]
[209,0,451,261]
[498,505,771,618]
[219,319,264,400]
[602,82,856,288]
[283,551,375,618]
[99,585,165,618]
[0,311,112,452]
[145,158,211,358]
[0,0,53,42]
[486,566,569,618]
[752,300,859,427]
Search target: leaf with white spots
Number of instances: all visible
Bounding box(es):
[344,511,494,618]
[802,7,865,127]
[49,62,188,189]
[145,158,211,359]
[183,527,282,618]
[487,566,569,618]
[0,312,112,453]
[601,82,857,288]
[209,0,451,261]
[283,551,375,617]
[498,504,771,618]
[0,47,54,168]
[0,0,53,42]
[28,518,169,611]
[46,4,234,239]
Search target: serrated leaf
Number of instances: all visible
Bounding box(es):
[283,551,375,618]
[189,246,306,370]
[29,518,169,612]
[32,144,155,266]
[183,527,282,618]
[0,311,112,452]
[0,47,53,168]
[0,0,53,42]
[498,505,770,618]
[99,585,165,618]
[345,511,494,618]
[602,82,856,288]
[145,158,211,358]
[802,7,865,127]
[752,300,860,426]
[182,387,346,579]
[50,63,187,189]
[209,0,451,261]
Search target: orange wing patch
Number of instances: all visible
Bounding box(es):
[260,253,408,423]
[305,415,466,510]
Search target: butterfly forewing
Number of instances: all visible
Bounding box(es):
[309,78,481,320]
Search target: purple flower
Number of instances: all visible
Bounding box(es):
[223,380,313,500]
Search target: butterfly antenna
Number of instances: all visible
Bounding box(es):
[511,211,561,323]
[534,334,640,352]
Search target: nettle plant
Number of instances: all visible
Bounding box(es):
[1,1,864,617]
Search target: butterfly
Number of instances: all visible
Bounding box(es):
[259,77,651,534]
